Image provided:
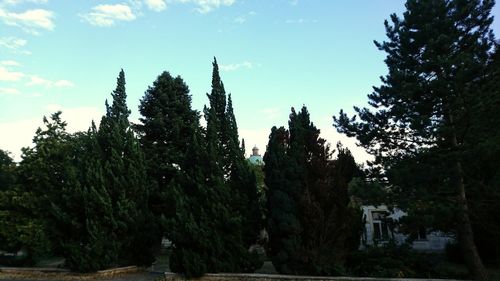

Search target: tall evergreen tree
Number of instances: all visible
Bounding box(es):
[168,126,254,277]
[203,58,262,266]
[265,107,362,275]
[264,126,301,274]
[137,71,199,245]
[97,69,155,267]
[334,1,495,279]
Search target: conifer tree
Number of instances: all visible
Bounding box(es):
[137,71,199,244]
[334,1,495,279]
[97,70,155,267]
[17,112,75,256]
[203,58,262,267]
[0,149,50,262]
[265,107,362,275]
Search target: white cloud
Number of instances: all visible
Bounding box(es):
[261,107,282,120]
[219,61,253,72]
[0,37,27,49]
[26,75,75,88]
[285,18,318,24]
[0,106,103,162]
[144,0,166,12]
[1,60,21,66]
[0,8,55,34]
[53,79,74,87]
[2,0,48,5]
[0,66,25,81]
[0,37,30,54]
[234,16,245,24]
[289,0,298,5]
[0,87,20,95]
[81,4,136,27]
[176,0,235,14]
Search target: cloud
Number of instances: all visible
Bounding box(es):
[0,66,25,81]
[53,79,74,87]
[285,18,318,24]
[0,37,26,49]
[144,0,166,11]
[1,60,21,66]
[0,8,55,34]
[26,75,75,88]
[0,87,21,95]
[0,106,103,162]
[176,0,235,14]
[289,0,298,5]
[219,61,253,72]
[0,36,30,54]
[81,4,136,27]
[261,107,282,119]
[234,16,245,24]
[2,0,48,5]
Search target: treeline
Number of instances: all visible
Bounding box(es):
[334,0,500,280]
[0,58,361,277]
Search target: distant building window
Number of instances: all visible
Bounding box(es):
[372,211,390,241]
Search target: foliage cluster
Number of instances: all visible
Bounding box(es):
[264,107,362,275]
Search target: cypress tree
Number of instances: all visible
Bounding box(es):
[203,58,262,269]
[97,70,155,267]
[265,107,362,275]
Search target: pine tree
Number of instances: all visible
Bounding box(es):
[265,107,362,275]
[264,126,302,274]
[334,1,495,279]
[61,128,118,272]
[203,58,262,268]
[97,69,155,267]
[137,71,199,245]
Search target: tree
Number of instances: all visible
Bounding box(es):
[265,107,362,275]
[168,120,263,276]
[334,1,496,279]
[16,112,76,258]
[203,58,262,267]
[137,71,199,246]
[0,149,50,262]
[264,126,301,274]
[97,69,156,267]
[59,127,119,272]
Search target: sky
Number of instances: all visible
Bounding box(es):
[1,0,499,163]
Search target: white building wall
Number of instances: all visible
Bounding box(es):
[361,205,453,252]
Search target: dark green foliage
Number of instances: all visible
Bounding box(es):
[200,57,262,272]
[137,72,199,238]
[16,112,75,258]
[97,69,156,268]
[168,128,255,277]
[265,107,362,275]
[61,128,119,272]
[346,242,462,279]
[333,1,496,279]
[0,149,50,262]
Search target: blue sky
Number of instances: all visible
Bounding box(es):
[1,0,499,162]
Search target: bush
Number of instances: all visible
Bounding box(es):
[345,241,454,279]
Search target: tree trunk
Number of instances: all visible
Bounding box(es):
[455,160,489,281]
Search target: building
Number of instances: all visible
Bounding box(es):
[361,205,454,251]
[248,145,264,166]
